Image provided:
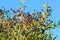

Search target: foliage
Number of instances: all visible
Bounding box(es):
[0,0,58,40]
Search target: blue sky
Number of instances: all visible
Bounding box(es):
[0,0,60,40]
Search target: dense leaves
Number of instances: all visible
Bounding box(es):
[0,1,58,40]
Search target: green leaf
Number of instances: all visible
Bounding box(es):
[58,20,60,28]
[43,2,50,10]
[53,21,57,27]
[53,36,57,40]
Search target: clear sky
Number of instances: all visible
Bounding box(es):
[0,0,60,40]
